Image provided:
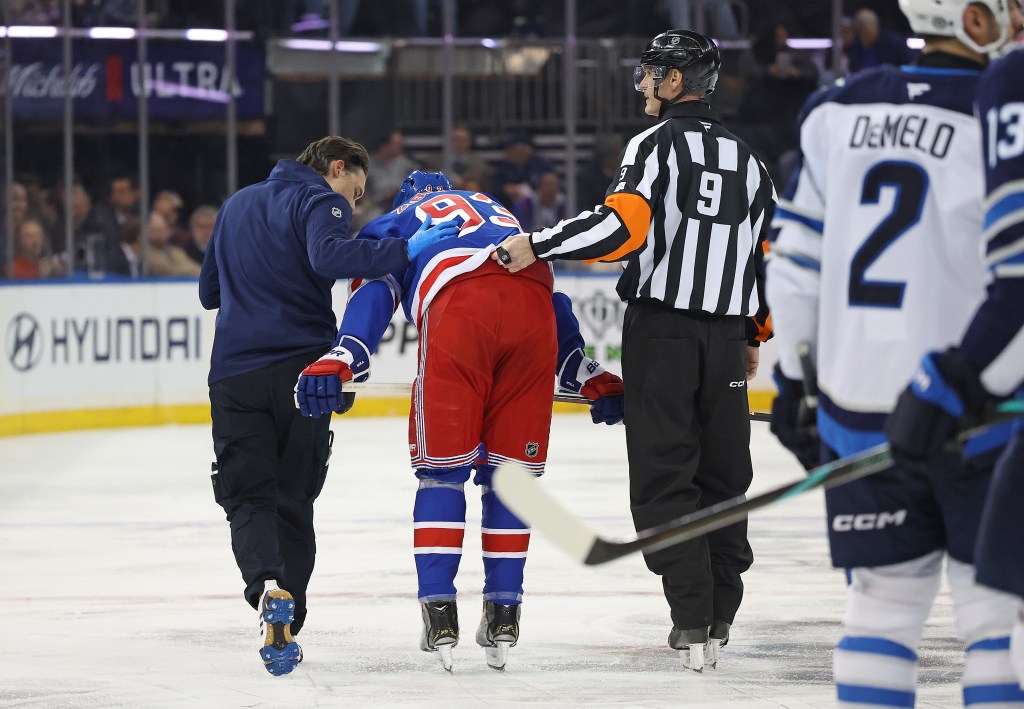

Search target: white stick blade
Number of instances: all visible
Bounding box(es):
[492,462,597,563]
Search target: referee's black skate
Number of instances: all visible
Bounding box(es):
[669,626,709,673]
[420,600,459,672]
[705,621,730,669]
[258,587,302,676]
[475,601,520,671]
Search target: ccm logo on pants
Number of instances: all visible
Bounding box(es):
[832,510,907,532]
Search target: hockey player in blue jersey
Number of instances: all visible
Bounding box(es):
[767,0,1024,705]
[887,34,1024,690]
[293,171,624,672]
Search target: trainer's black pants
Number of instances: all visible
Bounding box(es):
[209,350,333,635]
[621,301,754,630]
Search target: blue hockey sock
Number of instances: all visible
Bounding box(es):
[413,481,467,602]
[480,485,530,604]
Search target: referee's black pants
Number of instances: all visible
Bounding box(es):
[622,301,754,631]
[209,350,333,636]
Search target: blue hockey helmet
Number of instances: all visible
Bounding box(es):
[392,170,452,210]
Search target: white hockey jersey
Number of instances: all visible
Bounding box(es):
[767,58,989,455]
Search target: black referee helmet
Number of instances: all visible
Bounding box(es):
[635,29,721,100]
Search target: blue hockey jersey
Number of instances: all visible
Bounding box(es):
[958,46,1024,397]
[336,189,588,370]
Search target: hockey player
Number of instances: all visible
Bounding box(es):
[767,0,1024,705]
[886,34,1024,691]
[294,171,624,672]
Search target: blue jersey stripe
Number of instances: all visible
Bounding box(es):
[775,207,824,234]
[984,191,1024,231]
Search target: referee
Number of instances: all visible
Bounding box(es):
[493,29,776,671]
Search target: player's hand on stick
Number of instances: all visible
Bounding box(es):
[407,214,463,260]
[770,363,820,471]
[885,349,988,474]
[557,348,625,425]
[294,336,371,418]
[491,234,537,273]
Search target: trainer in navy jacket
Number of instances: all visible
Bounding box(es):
[200,158,411,383]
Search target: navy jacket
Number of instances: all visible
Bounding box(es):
[200,159,409,383]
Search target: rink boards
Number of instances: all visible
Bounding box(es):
[0,275,776,436]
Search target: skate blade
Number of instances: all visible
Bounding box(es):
[680,643,705,673]
[704,639,722,670]
[437,643,454,673]
[484,641,512,671]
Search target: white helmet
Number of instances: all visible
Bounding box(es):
[898,0,1013,55]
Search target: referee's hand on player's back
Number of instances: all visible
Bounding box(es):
[492,234,536,273]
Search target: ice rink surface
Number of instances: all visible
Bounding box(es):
[2,414,969,708]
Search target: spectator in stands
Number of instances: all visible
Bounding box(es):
[491,131,554,209]
[512,171,567,232]
[17,173,58,243]
[2,183,31,242]
[49,184,107,271]
[183,205,218,265]
[577,134,625,213]
[145,211,202,277]
[845,8,911,73]
[365,130,421,214]
[152,189,190,247]
[93,173,141,252]
[5,218,66,279]
[107,217,143,278]
[734,20,818,181]
[448,123,493,193]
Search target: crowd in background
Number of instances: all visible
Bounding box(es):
[1,0,917,281]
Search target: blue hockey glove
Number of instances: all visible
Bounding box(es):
[885,349,988,473]
[558,348,625,425]
[407,214,462,260]
[294,336,371,418]
[770,363,820,471]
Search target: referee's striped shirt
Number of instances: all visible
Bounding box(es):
[530,100,776,344]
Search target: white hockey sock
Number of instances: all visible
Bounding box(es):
[835,635,917,708]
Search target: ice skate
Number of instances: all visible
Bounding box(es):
[704,621,730,670]
[258,588,302,676]
[420,601,459,672]
[475,601,520,671]
[669,627,709,673]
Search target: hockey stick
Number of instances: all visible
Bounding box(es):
[345,382,596,406]
[492,400,1024,565]
[344,382,771,421]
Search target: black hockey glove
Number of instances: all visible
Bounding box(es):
[885,348,989,474]
[770,363,820,471]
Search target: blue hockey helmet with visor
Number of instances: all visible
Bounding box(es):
[392,170,452,210]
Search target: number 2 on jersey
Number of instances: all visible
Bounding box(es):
[848,161,929,309]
